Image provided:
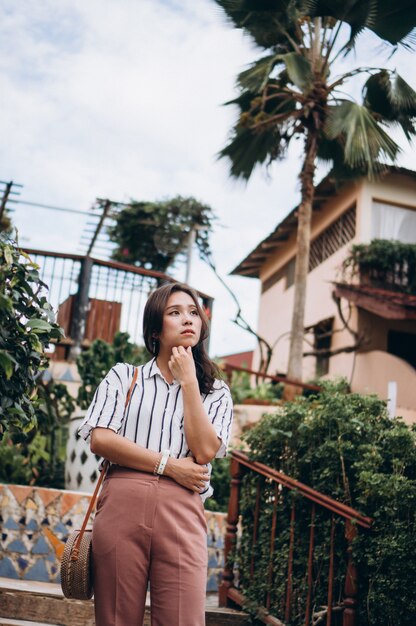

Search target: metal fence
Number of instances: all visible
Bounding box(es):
[24,249,213,359]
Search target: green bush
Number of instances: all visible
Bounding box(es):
[237,380,416,626]
[343,239,416,294]
[204,456,231,512]
[229,369,284,405]
[0,233,63,438]
[76,332,148,409]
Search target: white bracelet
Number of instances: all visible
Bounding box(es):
[156,449,170,475]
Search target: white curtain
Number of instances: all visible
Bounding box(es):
[371,201,416,243]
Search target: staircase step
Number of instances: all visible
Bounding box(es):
[0,578,249,626]
[0,617,59,626]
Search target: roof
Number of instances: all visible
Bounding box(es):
[231,166,416,279]
[333,282,416,320]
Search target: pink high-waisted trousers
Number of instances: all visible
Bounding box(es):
[91,466,208,626]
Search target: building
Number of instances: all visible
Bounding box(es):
[232,167,416,422]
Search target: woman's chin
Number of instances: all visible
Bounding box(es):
[178,335,198,347]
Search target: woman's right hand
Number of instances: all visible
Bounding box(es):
[165,456,210,493]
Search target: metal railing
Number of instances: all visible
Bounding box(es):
[23,248,213,359]
[219,450,372,626]
[221,363,322,394]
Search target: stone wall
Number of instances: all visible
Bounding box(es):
[0,483,226,592]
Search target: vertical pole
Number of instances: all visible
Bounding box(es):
[68,256,93,361]
[343,520,358,626]
[219,455,244,607]
[0,181,13,220]
[202,295,214,352]
[185,227,196,284]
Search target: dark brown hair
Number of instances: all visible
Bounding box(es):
[143,282,220,394]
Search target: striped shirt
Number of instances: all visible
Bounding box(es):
[78,358,234,500]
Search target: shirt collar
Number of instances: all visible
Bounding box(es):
[144,357,159,379]
[144,357,178,386]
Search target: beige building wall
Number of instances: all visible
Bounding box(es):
[252,172,416,420]
[255,182,361,380]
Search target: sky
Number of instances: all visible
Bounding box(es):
[1,0,415,358]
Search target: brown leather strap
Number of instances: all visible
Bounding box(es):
[71,366,139,561]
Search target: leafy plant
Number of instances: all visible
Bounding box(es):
[235,381,416,625]
[77,331,148,409]
[108,196,215,273]
[214,0,416,381]
[229,369,284,404]
[0,233,64,438]
[343,239,416,294]
[205,456,231,513]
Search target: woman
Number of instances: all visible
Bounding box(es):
[78,282,233,626]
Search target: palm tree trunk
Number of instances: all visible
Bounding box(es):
[287,130,318,381]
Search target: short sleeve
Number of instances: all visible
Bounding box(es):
[77,363,134,442]
[206,381,234,458]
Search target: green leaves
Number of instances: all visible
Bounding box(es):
[219,125,283,180]
[325,101,400,176]
[238,54,283,92]
[213,0,304,50]
[279,52,312,90]
[307,0,416,48]
[76,332,148,409]
[0,233,64,439]
[238,52,312,92]
[108,196,215,273]
[25,319,54,333]
[238,381,416,625]
[363,70,416,139]
[343,239,416,294]
[0,351,16,379]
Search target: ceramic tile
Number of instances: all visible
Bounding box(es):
[3,517,20,530]
[7,539,28,554]
[8,485,33,505]
[31,536,50,555]
[38,489,60,509]
[24,558,49,582]
[0,556,19,578]
[0,482,227,590]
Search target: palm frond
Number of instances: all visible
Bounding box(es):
[278,52,312,91]
[388,73,416,112]
[367,1,416,46]
[213,0,305,50]
[238,54,283,92]
[325,101,401,177]
[218,125,288,180]
[363,70,416,139]
[307,0,416,50]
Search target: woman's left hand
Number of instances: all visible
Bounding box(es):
[168,346,197,385]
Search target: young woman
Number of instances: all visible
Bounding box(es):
[78,282,233,626]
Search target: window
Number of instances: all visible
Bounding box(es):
[388,330,416,369]
[371,201,416,243]
[314,318,334,377]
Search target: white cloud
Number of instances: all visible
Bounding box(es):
[1,0,415,357]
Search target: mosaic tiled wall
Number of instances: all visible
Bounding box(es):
[0,483,226,592]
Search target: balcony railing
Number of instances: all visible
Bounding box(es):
[220,450,372,626]
[23,248,213,359]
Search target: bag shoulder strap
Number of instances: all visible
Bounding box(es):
[71,366,139,561]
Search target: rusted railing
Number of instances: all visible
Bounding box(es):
[23,248,214,359]
[219,450,372,626]
[221,362,322,394]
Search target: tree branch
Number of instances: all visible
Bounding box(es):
[202,252,274,373]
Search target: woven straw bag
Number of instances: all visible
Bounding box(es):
[60,367,138,600]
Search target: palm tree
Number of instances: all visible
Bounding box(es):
[215,0,416,381]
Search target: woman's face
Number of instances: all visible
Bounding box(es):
[156,290,203,352]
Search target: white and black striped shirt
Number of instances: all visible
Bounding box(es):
[78,358,233,500]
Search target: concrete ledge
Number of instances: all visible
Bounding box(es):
[0,578,249,626]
